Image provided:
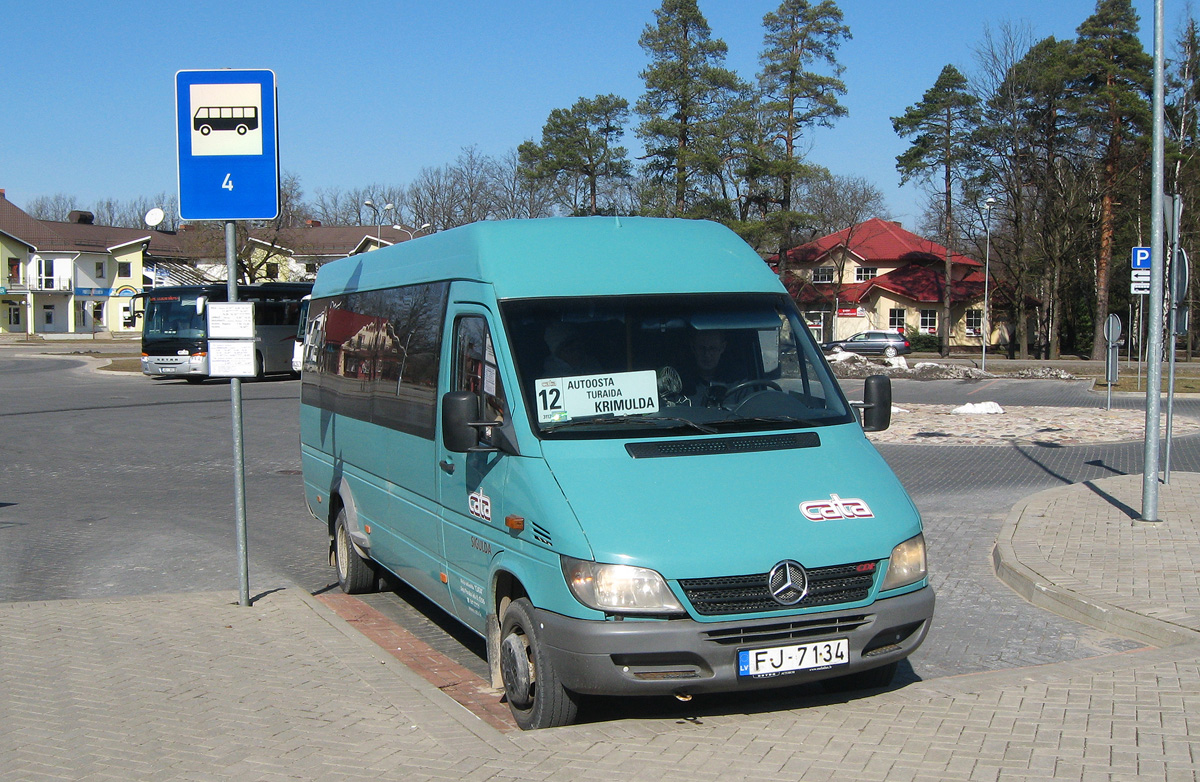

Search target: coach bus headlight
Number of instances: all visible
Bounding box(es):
[880,534,927,591]
[562,556,685,615]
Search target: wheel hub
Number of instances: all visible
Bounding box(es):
[500,632,534,709]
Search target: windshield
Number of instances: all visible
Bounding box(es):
[144,293,207,341]
[501,293,854,437]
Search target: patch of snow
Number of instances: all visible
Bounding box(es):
[952,401,1005,415]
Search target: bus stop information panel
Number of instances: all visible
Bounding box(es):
[176,69,279,221]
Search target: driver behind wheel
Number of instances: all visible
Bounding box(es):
[679,329,742,406]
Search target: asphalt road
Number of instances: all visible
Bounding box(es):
[2,350,1190,700]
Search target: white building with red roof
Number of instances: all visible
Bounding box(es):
[773,218,1005,350]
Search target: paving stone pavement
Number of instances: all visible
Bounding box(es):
[4,473,1200,780]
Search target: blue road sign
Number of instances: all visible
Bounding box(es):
[176,69,278,221]
[1132,246,1152,269]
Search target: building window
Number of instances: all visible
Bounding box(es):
[966,309,982,336]
[889,308,906,331]
[43,305,53,326]
[7,257,20,286]
[812,266,834,284]
[118,262,131,278]
[855,267,877,282]
[93,302,105,325]
[8,306,20,326]
[920,309,937,333]
[265,262,279,279]
[96,261,106,279]
[305,263,317,274]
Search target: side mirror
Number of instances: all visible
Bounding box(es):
[442,391,482,453]
[860,374,892,432]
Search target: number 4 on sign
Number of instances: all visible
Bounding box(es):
[222,174,234,191]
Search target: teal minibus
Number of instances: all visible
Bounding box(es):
[299,217,933,729]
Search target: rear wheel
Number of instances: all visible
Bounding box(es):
[884,346,898,358]
[333,509,376,594]
[499,597,578,729]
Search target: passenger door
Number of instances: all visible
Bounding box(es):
[437,309,510,632]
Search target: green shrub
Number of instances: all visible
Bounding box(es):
[905,328,940,353]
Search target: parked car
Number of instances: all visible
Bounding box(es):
[822,330,911,358]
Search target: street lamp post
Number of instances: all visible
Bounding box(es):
[393,222,432,241]
[982,197,995,373]
[363,199,394,243]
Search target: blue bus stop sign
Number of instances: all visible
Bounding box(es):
[176,69,279,221]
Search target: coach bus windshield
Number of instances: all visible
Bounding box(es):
[144,293,207,340]
[501,292,854,438]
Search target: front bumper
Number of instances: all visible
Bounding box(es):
[537,585,934,696]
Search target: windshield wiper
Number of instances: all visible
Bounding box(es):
[708,415,825,429]
[544,415,717,434]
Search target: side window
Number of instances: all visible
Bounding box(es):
[454,316,507,441]
[301,282,448,440]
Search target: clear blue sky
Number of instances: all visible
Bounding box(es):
[0,1,1170,230]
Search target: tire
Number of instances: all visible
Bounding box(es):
[884,346,898,358]
[333,509,376,594]
[820,661,898,693]
[184,376,204,384]
[499,597,578,729]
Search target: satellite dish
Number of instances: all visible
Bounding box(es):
[144,207,165,228]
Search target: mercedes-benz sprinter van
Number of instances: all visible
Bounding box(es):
[299,217,933,729]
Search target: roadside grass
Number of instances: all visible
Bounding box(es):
[99,357,143,372]
[1097,374,1200,393]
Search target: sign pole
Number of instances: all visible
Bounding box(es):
[226,220,250,607]
[177,68,278,604]
[1139,0,1166,524]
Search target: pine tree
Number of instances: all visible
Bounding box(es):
[518,95,632,216]
[757,0,850,254]
[1070,0,1152,359]
[635,0,741,217]
[892,64,981,356]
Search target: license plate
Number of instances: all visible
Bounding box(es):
[738,638,849,678]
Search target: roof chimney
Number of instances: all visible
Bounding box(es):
[306,219,321,228]
[68,210,95,224]
[0,189,6,200]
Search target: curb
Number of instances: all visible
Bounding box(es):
[991,482,1200,648]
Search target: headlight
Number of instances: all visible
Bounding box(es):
[880,533,927,591]
[561,556,685,615]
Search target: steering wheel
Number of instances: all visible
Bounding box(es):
[719,379,782,409]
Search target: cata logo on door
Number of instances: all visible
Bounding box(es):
[469,490,492,522]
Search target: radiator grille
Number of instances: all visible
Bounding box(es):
[680,562,876,616]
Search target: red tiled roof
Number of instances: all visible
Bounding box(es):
[786,264,985,306]
[780,217,981,268]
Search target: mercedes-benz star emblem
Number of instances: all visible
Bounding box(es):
[768,560,809,606]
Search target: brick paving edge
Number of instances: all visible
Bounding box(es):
[289,588,515,750]
[991,479,1200,648]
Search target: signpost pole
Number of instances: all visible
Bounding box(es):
[1139,0,1166,524]
[226,220,250,607]
[178,68,278,604]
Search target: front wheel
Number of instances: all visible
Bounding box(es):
[499,598,578,729]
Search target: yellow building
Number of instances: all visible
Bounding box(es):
[0,192,194,337]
